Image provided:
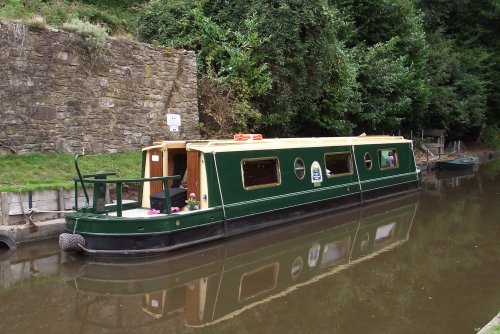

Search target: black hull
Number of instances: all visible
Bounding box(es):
[70,180,420,256]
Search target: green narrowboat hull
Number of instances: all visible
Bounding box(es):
[61,136,420,255]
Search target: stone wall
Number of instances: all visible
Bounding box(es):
[0,20,199,153]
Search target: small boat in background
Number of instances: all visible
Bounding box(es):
[437,157,476,171]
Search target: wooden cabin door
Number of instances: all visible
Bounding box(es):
[149,150,163,194]
[187,151,200,200]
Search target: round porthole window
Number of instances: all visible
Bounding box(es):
[361,232,370,251]
[294,158,305,180]
[364,152,372,170]
[291,256,304,280]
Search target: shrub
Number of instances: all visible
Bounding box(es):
[63,18,108,67]
[483,125,500,150]
[25,15,47,30]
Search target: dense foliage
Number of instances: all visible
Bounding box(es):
[1,0,498,141]
[136,0,499,140]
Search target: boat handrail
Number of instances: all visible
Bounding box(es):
[74,154,90,208]
[76,176,180,184]
[74,174,181,217]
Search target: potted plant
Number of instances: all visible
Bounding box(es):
[186,193,199,211]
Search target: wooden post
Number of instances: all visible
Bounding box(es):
[116,182,122,217]
[58,188,65,218]
[1,192,9,226]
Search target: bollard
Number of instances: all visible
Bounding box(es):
[58,188,65,218]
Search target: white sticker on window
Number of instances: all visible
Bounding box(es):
[311,161,323,186]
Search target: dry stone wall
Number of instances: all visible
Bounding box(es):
[0,20,199,153]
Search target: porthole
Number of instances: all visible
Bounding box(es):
[294,158,305,180]
[364,152,372,170]
[361,232,370,251]
[291,256,304,280]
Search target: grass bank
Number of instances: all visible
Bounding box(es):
[0,151,142,192]
[488,325,500,334]
[0,0,147,35]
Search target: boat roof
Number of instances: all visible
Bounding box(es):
[143,135,412,153]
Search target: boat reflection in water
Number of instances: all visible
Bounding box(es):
[422,169,476,197]
[61,194,418,330]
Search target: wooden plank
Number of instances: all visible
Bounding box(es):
[149,150,163,194]
[187,151,200,201]
[1,192,9,225]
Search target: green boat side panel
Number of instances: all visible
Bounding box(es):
[205,143,416,210]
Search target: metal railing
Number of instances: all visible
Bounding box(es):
[73,154,180,217]
[73,175,180,217]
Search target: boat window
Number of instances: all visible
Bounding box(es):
[241,157,281,189]
[379,148,399,169]
[324,152,353,177]
[364,152,372,170]
[294,158,305,180]
[320,237,351,268]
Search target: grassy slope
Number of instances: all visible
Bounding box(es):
[0,152,142,192]
[0,0,147,35]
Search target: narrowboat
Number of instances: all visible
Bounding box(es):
[59,135,421,255]
[60,194,419,329]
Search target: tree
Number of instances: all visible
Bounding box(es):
[416,0,495,138]
[335,0,431,134]
[137,0,271,136]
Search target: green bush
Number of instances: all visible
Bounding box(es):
[483,125,500,150]
[0,0,33,19]
[63,18,108,59]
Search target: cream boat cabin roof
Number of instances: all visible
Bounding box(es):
[143,135,412,153]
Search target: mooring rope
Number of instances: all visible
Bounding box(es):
[28,208,75,214]
[212,152,228,235]
[351,144,364,204]
[73,218,79,234]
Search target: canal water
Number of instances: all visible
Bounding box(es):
[0,161,499,334]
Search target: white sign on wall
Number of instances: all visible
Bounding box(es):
[167,114,181,132]
[167,114,181,126]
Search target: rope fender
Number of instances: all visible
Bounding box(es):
[59,233,85,252]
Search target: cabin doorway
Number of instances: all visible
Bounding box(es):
[148,145,200,210]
